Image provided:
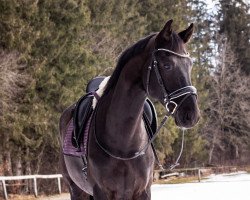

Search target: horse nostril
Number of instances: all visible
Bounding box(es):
[186,112,192,121]
[182,111,191,122]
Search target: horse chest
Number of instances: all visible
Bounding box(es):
[88,145,154,186]
[89,158,153,199]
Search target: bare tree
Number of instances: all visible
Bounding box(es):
[0,50,30,116]
[0,49,30,176]
[205,37,250,165]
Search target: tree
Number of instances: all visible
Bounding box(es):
[205,37,250,165]
[170,0,213,167]
[218,0,250,74]
[0,49,31,178]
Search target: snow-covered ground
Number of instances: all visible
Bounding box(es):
[25,172,250,199]
[152,172,250,200]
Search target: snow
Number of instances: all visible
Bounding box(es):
[152,172,250,200]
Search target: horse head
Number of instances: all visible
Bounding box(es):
[146,20,200,128]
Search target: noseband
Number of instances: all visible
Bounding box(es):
[146,48,197,115]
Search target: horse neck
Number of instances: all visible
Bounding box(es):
[98,55,150,151]
[107,69,146,134]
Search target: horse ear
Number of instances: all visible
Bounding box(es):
[157,19,173,41]
[178,23,194,43]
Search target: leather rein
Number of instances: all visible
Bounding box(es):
[93,48,197,168]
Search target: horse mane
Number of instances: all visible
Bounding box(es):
[103,33,156,94]
[103,31,184,94]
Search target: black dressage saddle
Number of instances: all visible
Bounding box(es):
[72,76,157,149]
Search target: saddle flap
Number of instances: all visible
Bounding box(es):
[143,99,157,136]
[72,76,107,149]
[73,94,94,148]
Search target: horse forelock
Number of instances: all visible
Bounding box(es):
[156,31,186,55]
[171,32,186,53]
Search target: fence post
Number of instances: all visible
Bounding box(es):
[33,177,38,197]
[57,177,61,194]
[198,168,201,182]
[2,180,8,200]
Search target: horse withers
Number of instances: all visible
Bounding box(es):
[59,19,200,200]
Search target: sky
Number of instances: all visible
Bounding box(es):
[205,0,250,13]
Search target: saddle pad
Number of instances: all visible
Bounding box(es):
[63,114,93,157]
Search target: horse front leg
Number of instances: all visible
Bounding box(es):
[134,187,151,200]
[93,184,109,200]
[65,178,92,200]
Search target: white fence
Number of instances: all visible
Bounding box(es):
[0,174,63,200]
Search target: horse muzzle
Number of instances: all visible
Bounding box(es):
[163,86,200,129]
[174,95,200,128]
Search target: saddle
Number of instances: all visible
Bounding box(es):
[72,76,157,149]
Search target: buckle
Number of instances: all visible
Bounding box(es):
[166,101,178,115]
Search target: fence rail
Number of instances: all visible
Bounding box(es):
[0,174,63,200]
[153,165,244,182]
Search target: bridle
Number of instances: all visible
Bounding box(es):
[93,47,198,168]
[146,48,197,116]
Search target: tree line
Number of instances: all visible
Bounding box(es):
[0,0,249,186]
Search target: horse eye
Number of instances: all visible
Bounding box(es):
[164,65,171,70]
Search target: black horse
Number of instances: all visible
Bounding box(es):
[59,20,200,200]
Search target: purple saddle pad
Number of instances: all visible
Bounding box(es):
[63,114,92,157]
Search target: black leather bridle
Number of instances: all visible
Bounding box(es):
[146,48,197,115]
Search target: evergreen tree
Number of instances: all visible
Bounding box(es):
[0,0,94,177]
[218,0,250,74]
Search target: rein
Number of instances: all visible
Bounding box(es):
[93,48,197,170]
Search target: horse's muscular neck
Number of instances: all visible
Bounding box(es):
[107,66,146,134]
[99,53,150,153]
